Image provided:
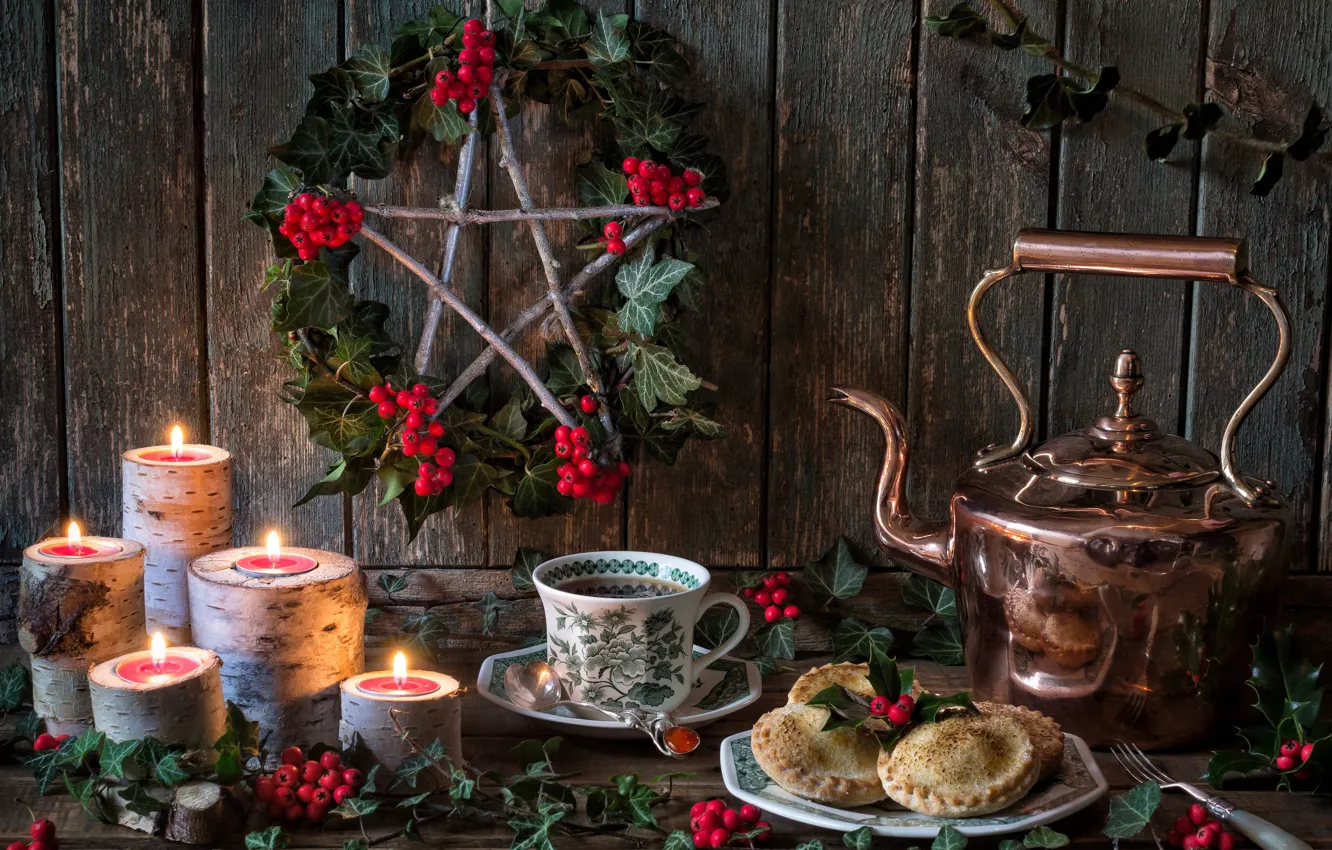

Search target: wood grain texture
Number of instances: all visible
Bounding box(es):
[1193,0,1332,571]
[767,0,915,567]
[626,0,772,566]
[907,0,1056,527]
[58,0,204,537]
[347,0,488,566]
[1048,1,1201,437]
[0,1,61,561]
[484,0,627,564]
[203,0,343,551]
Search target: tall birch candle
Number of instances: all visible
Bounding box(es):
[123,425,233,644]
[188,532,365,749]
[19,523,146,735]
[340,652,462,774]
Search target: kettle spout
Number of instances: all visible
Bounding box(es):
[830,388,953,586]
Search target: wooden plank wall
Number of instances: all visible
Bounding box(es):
[3,0,1332,645]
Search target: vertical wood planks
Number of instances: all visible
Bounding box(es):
[1194,0,1332,570]
[907,1,1055,523]
[1049,1,1200,437]
[58,0,203,536]
[627,0,772,567]
[767,0,915,567]
[347,0,489,566]
[0,1,61,558]
[203,0,343,550]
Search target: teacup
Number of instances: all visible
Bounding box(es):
[533,551,750,713]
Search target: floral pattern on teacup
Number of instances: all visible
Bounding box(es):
[549,602,687,708]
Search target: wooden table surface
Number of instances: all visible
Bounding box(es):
[1,651,1327,849]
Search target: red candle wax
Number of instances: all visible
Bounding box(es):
[233,552,319,576]
[137,448,214,463]
[356,675,443,696]
[114,651,203,684]
[37,539,123,558]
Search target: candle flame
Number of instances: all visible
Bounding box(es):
[170,425,184,459]
[265,530,281,563]
[67,521,82,546]
[151,632,166,671]
[393,652,407,689]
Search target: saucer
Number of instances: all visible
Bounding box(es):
[476,644,761,737]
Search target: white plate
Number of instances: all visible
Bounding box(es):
[476,644,761,738]
[720,729,1107,838]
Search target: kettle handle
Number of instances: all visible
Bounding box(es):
[969,229,1292,506]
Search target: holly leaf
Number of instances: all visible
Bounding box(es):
[803,537,868,602]
[1146,124,1182,161]
[272,261,354,332]
[1023,826,1068,848]
[1287,103,1329,161]
[576,159,628,208]
[629,342,701,411]
[912,690,977,722]
[695,604,741,651]
[1250,626,1323,728]
[344,44,391,102]
[1021,68,1120,130]
[586,10,630,65]
[912,620,966,666]
[616,248,694,336]
[1205,749,1272,789]
[924,3,987,39]
[754,618,794,660]
[412,95,474,145]
[99,738,142,781]
[933,825,968,850]
[512,548,546,592]
[865,646,899,699]
[1250,152,1285,196]
[805,686,870,730]
[1102,782,1161,839]
[246,826,290,850]
[832,618,894,663]
[0,663,28,711]
[844,827,873,850]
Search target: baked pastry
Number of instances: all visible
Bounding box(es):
[976,701,1064,781]
[1041,611,1100,669]
[877,713,1039,817]
[787,662,921,705]
[1003,590,1047,653]
[751,703,887,807]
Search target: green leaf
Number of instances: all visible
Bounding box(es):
[902,574,956,617]
[246,826,290,850]
[397,792,431,807]
[17,710,40,740]
[1021,68,1120,131]
[473,591,511,635]
[1287,103,1329,161]
[342,841,370,850]
[1000,842,1024,850]
[631,342,702,412]
[398,7,461,49]
[1023,826,1070,848]
[270,115,339,184]
[545,342,587,396]
[1145,123,1182,161]
[695,604,741,651]
[933,825,968,850]
[586,10,630,65]
[60,726,106,768]
[754,618,795,660]
[344,44,391,102]
[512,547,546,592]
[665,832,695,850]
[912,620,966,666]
[865,646,898,699]
[576,160,628,208]
[512,451,564,519]
[1102,782,1161,839]
[924,3,986,39]
[1250,152,1285,196]
[288,376,381,455]
[989,18,1051,55]
[64,774,110,822]
[118,780,171,818]
[844,826,873,850]
[99,738,142,781]
[272,261,354,332]
[402,611,450,661]
[659,407,727,439]
[804,537,868,602]
[796,842,825,850]
[832,618,894,663]
[412,94,474,145]
[1205,748,1271,789]
[377,573,408,595]
[248,166,302,217]
[153,751,190,787]
[1182,102,1224,140]
[332,795,382,818]
[616,247,694,336]
[1250,626,1324,728]
[0,663,28,711]
[914,690,976,722]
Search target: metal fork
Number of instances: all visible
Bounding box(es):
[1111,743,1310,850]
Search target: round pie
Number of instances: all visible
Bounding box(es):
[1003,590,1048,653]
[1041,611,1101,668]
[977,701,1064,780]
[877,713,1039,817]
[787,662,921,705]
[751,703,887,807]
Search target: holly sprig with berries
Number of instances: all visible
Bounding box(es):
[247,1,728,536]
[805,647,978,749]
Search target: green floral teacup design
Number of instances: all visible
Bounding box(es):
[534,552,750,713]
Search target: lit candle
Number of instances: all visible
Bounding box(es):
[90,637,225,756]
[132,424,219,464]
[340,653,461,773]
[37,521,123,559]
[113,632,204,685]
[233,530,320,576]
[356,652,445,696]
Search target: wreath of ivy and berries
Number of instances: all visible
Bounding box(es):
[246,1,728,536]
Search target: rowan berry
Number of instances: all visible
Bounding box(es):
[603,221,622,239]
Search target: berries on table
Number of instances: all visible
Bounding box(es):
[688,799,766,848]
[1188,803,1208,826]
[1169,807,1234,850]
[31,732,59,752]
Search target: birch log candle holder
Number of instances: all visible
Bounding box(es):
[340,652,462,776]
[89,638,226,758]
[122,426,233,644]
[19,524,146,735]
[188,536,365,749]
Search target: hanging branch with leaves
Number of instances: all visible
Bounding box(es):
[247,0,729,537]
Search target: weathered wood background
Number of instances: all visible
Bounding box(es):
[3,0,1332,646]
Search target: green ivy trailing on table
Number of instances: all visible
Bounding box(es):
[247,1,729,538]
[925,0,1329,196]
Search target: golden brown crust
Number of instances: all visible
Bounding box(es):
[787,662,921,706]
[1041,611,1101,669]
[1003,590,1048,653]
[751,704,887,807]
[976,701,1064,781]
[877,714,1039,817]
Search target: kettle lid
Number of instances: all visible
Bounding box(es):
[1022,350,1219,490]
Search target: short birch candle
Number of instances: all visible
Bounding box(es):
[89,633,226,758]
[188,532,365,750]
[340,652,462,774]
[19,523,146,735]
[123,425,233,644]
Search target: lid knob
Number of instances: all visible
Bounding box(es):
[1109,350,1143,418]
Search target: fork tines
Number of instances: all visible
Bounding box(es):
[1111,742,1173,786]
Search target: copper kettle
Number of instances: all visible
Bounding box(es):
[835,230,1293,748]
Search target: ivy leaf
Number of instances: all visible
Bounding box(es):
[796,842,825,850]
[377,573,408,595]
[1182,102,1224,140]
[924,3,987,39]
[989,18,1050,56]
[60,726,106,768]
[118,780,171,818]
[803,537,868,602]
[843,826,873,850]
[576,160,628,208]
[616,247,694,336]
[245,826,290,850]
[630,342,702,411]
[628,22,688,87]
[545,342,587,396]
[398,7,461,49]
[65,774,112,822]
[1021,68,1120,131]
[403,611,449,661]
[512,548,546,592]
[247,166,302,217]
[343,44,391,102]
[332,796,382,818]
[511,450,564,519]
[902,574,956,618]
[586,10,630,65]
[1001,842,1024,850]
[288,376,381,455]
[99,738,142,781]
[270,115,339,184]
[272,261,353,332]
[0,663,28,711]
[754,618,795,660]
[412,94,474,145]
[473,591,511,635]
[832,618,894,663]
[665,832,695,850]
[1023,826,1070,848]
[695,604,741,651]
[933,825,968,850]
[1145,124,1182,161]
[153,751,190,787]
[1102,782,1162,839]
[659,407,727,439]
[451,453,502,512]
[397,792,431,808]
[546,0,591,38]
[1250,152,1285,196]
[912,620,966,666]
[1287,103,1329,161]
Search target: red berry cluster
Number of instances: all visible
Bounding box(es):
[599,221,627,256]
[278,193,364,261]
[1274,738,1316,777]
[1167,803,1234,850]
[869,692,916,726]
[6,817,57,850]
[741,572,801,624]
[368,381,456,496]
[254,747,364,825]
[31,732,70,752]
[429,19,497,115]
[553,423,630,504]
[622,157,707,211]
[689,799,770,848]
